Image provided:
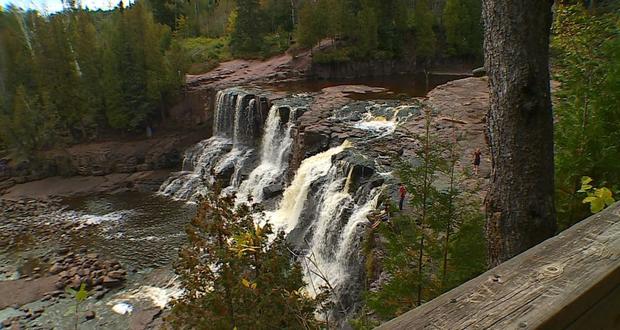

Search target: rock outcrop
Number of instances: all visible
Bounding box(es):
[0,131,206,196]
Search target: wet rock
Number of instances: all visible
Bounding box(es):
[263,184,284,199]
[107,270,125,280]
[93,291,106,300]
[129,307,162,330]
[101,276,121,288]
[277,106,291,123]
[46,290,63,297]
[84,310,96,320]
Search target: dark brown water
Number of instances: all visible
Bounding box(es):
[264,73,470,99]
[60,192,195,269]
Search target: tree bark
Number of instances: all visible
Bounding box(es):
[482,0,557,267]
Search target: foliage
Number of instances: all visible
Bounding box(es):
[578,176,615,214]
[180,36,231,74]
[296,0,482,64]
[412,0,436,61]
[0,2,185,158]
[65,283,90,330]
[360,113,486,323]
[552,4,620,229]
[229,0,264,56]
[167,192,322,329]
[442,0,483,59]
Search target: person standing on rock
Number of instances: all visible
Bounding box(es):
[473,148,482,175]
[398,183,407,211]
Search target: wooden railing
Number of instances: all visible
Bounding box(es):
[377,202,620,329]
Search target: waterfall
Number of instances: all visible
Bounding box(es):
[306,188,380,303]
[159,87,397,317]
[236,105,294,203]
[213,90,237,137]
[159,88,262,200]
[158,136,232,200]
[267,140,381,316]
[268,141,352,233]
[159,89,296,201]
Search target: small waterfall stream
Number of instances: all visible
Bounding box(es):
[236,105,295,203]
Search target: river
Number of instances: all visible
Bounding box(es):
[0,72,471,329]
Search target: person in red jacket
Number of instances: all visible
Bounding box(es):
[473,148,482,175]
[398,183,407,211]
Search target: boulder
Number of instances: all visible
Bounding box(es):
[263,184,284,200]
[49,262,64,275]
[101,276,121,288]
[107,270,125,280]
[84,310,96,320]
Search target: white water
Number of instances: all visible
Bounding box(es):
[157,89,409,316]
[266,140,382,303]
[303,178,380,298]
[109,278,183,310]
[268,141,352,233]
[236,105,294,203]
[159,88,263,200]
[159,136,232,200]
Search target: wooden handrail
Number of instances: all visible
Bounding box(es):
[376,202,620,329]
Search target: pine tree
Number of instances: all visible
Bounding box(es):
[442,0,482,58]
[413,0,436,61]
[71,10,103,138]
[167,193,322,329]
[230,0,264,56]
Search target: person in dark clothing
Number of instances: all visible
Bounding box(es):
[398,183,407,211]
[473,148,482,175]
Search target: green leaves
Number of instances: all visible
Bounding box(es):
[65,283,90,302]
[553,4,620,228]
[167,193,322,329]
[579,176,615,213]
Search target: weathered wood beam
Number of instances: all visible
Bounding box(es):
[376,202,620,329]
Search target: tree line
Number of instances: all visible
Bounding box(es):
[296,0,482,64]
[146,0,483,62]
[0,0,484,159]
[0,1,185,159]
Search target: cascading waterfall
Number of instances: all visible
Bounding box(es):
[268,141,352,233]
[159,89,259,200]
[158,136,232,200]
[236,105,295,203]
[159,89,296,202]
[268,141,381,316]
[159,88,414,318]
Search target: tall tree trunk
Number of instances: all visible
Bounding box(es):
[482,0,557,267]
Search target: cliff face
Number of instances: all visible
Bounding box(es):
[0,132,206,195]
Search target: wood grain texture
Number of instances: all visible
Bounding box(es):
[376,202,620,330]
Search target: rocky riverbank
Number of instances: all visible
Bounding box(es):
[0,129,208,199]
[0,193,192,329]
